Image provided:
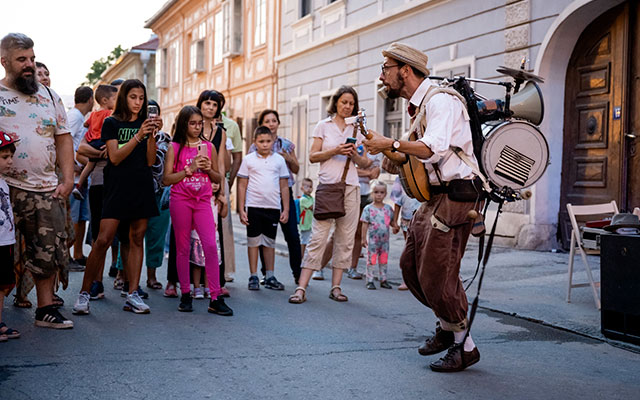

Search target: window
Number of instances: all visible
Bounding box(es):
[383,97,404,139]
[222,0,242,57]
[158,48,168,87]
[170,41,180,84]
[214,11,223,65]
[300,0,312,18]
[254,0,267,47]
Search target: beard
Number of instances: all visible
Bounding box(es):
[386,74,404,99]
[14,68,39,95]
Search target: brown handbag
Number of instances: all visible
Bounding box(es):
[314,133,356,220]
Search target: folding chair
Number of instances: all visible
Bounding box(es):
[566,201,618,309]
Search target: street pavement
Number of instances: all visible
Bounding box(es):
[1,214,639,399]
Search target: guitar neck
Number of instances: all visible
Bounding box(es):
[358,120,406,163]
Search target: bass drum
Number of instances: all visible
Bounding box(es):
[481,120,549,189]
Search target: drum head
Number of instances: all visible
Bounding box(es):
[481,121,549,189]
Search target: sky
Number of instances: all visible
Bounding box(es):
[2,0,168,104]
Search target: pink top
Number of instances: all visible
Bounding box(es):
[170,141,213,201]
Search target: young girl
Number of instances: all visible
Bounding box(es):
[163,106,232,316]
[190,180,228,299]
[360,180,394,290]
[73,79,159,315]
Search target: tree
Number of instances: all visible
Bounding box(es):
[84,45,127,85]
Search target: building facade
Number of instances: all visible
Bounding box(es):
[100,36,158,100]
[145,0,281,153]
[276,0,639,250]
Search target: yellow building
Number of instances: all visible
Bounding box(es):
[100,36,158,100]
[145,0,280,153]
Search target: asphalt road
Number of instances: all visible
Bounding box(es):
[1,242,639,400]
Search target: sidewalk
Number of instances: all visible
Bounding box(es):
[231,213,639,352]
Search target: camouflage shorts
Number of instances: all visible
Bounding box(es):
[10,188,69,280]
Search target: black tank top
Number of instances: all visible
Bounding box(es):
[204,121,225,152]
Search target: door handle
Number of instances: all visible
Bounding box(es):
[625,133,637,139]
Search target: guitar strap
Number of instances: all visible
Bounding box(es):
[339,123,359,183]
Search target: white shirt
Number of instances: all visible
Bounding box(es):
[0,178,16,246]
[237,151,289,210]
[412,79,477,184]
[67,107,87,152]
[312,117,365,186]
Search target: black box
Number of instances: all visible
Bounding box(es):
[600,233,640,345]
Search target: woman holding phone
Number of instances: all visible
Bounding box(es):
[288,86,371,304]
[162,106,232,315]
[73,79,159,315]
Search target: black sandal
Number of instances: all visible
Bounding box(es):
[52,294,64,308]
[0,322,20,339]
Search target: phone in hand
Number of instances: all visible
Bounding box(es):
[197,143,207,158]
[148,105,159,119]
[345,137,357,145]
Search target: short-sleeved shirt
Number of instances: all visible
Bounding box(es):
[360,203,394,242]
[67,107,87,152]
[85,109,111,142]
[237,151,289,210]
[312,117,365,186]
[222,115,242,153]
[358,152,382,196]
[0,83,70,192]
[170,141,213,202]
[390,177,421,220]
[0,178,16,246]
[249,135,296,187]
[298,194,314,231]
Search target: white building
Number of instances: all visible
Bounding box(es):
[276,0,637,250]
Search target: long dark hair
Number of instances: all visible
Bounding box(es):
[196,90,223,119]
[326,85,359,116]
[172,105,203,165]
[258,109,280,126]
[112,79,148,122]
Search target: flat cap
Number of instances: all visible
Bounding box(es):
[382,42,430,76]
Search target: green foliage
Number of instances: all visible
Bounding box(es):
[84,45,127,85]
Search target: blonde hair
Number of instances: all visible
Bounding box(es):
[369,180,387,200]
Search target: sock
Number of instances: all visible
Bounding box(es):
[464,335,476,352]
[453,329,467,344]
[266,270,274,279]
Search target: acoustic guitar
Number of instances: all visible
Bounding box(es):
[356,109,430,202]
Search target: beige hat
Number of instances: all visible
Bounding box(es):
[382,42,430,76]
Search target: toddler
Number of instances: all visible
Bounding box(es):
[361,180,394,289]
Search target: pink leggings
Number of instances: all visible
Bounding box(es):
[170,196,221,298]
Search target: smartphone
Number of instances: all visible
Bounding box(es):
[197,143,207,158]
[345,137,357,145]
[148,105,159,119]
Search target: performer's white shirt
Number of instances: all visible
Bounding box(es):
[410,78,478,185]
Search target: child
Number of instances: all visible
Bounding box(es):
[361,180,394,290]
[190,180,228,299]
[390,176,421,290]
[72,84,118,200]
[163,105,232,316]
[298,177,314,258]
[0,132,20,342]
[237,126,290,291]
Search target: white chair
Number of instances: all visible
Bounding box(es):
[566,201,618,309]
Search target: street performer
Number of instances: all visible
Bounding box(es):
[364,43,482,372]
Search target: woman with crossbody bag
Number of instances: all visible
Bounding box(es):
[288,86,371,304]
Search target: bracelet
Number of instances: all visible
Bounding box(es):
[184,165,193,177]
[134,134,142,143]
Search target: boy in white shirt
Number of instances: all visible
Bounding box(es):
[237,126,290,291]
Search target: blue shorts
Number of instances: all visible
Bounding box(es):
[69,188,90,223]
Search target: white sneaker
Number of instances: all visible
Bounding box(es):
[124,291,150,314]
[312,270,324,280]
[194,287,204,299]
[72,292,90,315]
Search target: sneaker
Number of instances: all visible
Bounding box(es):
[123,291,150,314]
[224,273,235,283]
[380,280,392,289]
[89,281,105,300]
[108,265,118,278]
[204,287,212,298]
[35,305,74,329]
[208,296,233,316]
[178,293,193,312]
[347,269,363,280]
[72,292,90,315]
[366,282,376,290]
[136,286,149,299]
[120,282,129,297]
[67,258,85,272]
[164,283,178,298]
[312,270,324,280]
[248,276,260,291]
[121,283,149,299]
[264,276,285,290]
[71,186,84,200]
[193,287,205,299]
[220,287,230,298]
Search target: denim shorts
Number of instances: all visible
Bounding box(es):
[69,188,90,223]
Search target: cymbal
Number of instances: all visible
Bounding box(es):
[496,66,544,83]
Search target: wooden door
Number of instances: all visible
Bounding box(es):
[559,4,629,247]
[626,2,640,210]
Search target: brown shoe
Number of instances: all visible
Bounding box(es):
[430,344,480,373]
[418,325,454,356]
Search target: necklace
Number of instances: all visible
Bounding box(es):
[187,139,202,146]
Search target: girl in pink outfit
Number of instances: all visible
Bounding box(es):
[163,106,232,316]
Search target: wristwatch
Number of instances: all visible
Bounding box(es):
[391,140,401,152]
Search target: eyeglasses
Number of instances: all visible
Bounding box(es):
[381,63,399,74]
[188,121,204,127]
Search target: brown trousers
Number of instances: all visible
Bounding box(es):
[400,193,479,332]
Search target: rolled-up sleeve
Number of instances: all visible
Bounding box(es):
[418,94,455,164]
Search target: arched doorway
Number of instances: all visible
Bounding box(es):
[558,2,638,246]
